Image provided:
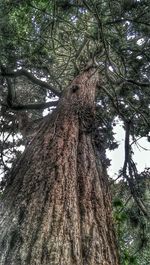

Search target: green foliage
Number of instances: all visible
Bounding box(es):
[113,175,150,265]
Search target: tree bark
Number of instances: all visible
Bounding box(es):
[0,68,119,265]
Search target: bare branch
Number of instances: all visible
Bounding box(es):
[122,122,149,218]
[123,121,131,176]
[1,69,61,97]
[0,65,16,107]
[2,100,58,111]
[125,79,150,87]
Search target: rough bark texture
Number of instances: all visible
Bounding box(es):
[0,68,119,265]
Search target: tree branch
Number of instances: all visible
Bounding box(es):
[106,18,150,27]
[125,79,150,87]
[2,100,58,111]
[1,69,61,97]
[122,122,149,218]
[0,65,16,106]
[123,121,131,175]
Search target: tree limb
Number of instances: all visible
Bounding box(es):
[122,121,149,218]
[125,79,150,87]
[106,18,150,27]
[2,100,58,111]
[6,77,15,107]
[0,65,16,106]
[123,121,131,175]
[1,69,61,97]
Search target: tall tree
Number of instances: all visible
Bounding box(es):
[0,1,150,264]
[0,67,119,265]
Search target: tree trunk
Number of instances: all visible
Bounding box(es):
[0,68,119,265]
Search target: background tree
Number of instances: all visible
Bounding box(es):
[0,0,150,264]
